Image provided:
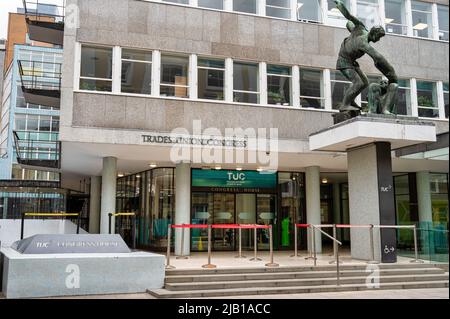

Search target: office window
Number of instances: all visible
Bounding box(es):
[327,0,350,26]
[300,68,325,109]
[429,173,449,225]
[417,81,439,118]
[198,58,225,100]
[160,54,189,98]
[266,0,291,19]
[198,0,223,10]
[360,75,382,112]
[437,5,449,41]
[444,82,449,118]
[80,46,113,92]
[330,71,351,110]
[163,0,189,4]
[234,0,256,14]
[267,65,291,106]
[384,0,408,36]
[411,1,433,39]
[396,79,412,116]
[121,49,152,95]
[357,0,381,28]
[233,62,259,104]
[297,0,321,22]
[15,114,27,131]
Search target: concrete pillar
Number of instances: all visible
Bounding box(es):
[305,166,322,253]
[100,157,117,234]
[89,176,101,234]
[348,143,397,263]
[175,162,191,256]
[416,171,434,254]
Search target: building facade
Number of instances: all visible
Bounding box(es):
[44,0,449,259]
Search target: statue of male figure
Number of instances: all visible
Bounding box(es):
[334,0,398,114]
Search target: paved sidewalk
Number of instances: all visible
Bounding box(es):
[42,288,449,299]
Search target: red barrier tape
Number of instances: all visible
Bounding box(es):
[171,224,208,229]
[171,224,271,229]
[295,224,310,228]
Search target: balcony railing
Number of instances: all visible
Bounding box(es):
[22,0,65,46]
[18,60,61,109]
[13,130,61,170]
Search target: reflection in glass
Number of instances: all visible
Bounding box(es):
[267,65,291,106]
[236,194,256,250]
[121,49,152,95]
[330,71,351,110]
[198,58,225,100]
[443,83,449,118]
[412,1,433,39]
[80,46,112,91]
[213,193,235,251]
[267,0,290,19]
[396,79,411,115]
[234,0,256,14]
[385,0,408,35]
[357,0,381,28]
[437,5,449,41]
[233,62,259,103]
[300,68,324,109]
[198,0,223,10]
[160,55,189,98]
[257,194,276,250]
[297,0,321,22]
[417,81,439,118]
[327,0,350,26]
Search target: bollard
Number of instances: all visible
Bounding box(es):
[250,227,262,261]
[76,213,81,234]
[367,224,379,264]
[202,225,216,269]
[166,224,175,269]
[265,225,279,268]
[176,224,189,260]
[290,226,299,258]
[235,227,246,258]
[305,225,315,260]
[410,225,424,263]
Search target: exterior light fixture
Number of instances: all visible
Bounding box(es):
[257,168,264,172]
[215,166,222,170]
[236,167,243,171]
[322,178,328,184]
[118,173,124,177]
[149,164,157,168]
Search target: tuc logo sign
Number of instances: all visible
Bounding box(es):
[228,172,246,182]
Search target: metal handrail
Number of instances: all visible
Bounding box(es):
[21,211,80,239]
[18,60,62,92]
[23,0,65,24]
[311,225,342,286]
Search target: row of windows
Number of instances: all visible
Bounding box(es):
[77,45,449,119]
[14,114,60,142]
[156,0,449,41]
[11,164,60,182]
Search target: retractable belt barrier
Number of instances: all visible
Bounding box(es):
[21,212,81,240]
[165,224,277,270]
[108,212,137,249]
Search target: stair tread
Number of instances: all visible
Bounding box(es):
[166,268,444,280]
[165,274,449,287]
[149,280,449,297]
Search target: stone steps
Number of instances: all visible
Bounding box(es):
[165,273,448,291]
[165,267,445,283]
[165,262,446,276]
[148,281,449,299]
[147,263,449,298]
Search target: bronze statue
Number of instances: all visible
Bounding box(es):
[334,0,398,116]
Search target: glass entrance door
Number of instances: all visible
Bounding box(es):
[212,193,235,251]
[257,194,277,250]
[236,194,256,250]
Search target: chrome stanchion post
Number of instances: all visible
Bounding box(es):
[329,225,340,264]
[336,242,340,286]
[176,224,188,260]
[202,225,216,269]
[368,224,379,264]
[411,224,424,263]
[313,226,317,267]
[166,224,175,269]
[290,226,298,258]
[305,225,315,260]
[250,226,262,261]
[235,227,246,258]
[265,225,279,267]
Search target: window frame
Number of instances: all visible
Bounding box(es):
[160,53,190,98]
[233,60,261,104]
[120,48,153,95]
[266,64,292,106]
[79,44,114,92]
[299,67,326,109]
[197,57,226,101]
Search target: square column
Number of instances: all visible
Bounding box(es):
[175,162,191,256]
[416,171,435,255]
[306,166,322,253]
[100,157,117,234]
[348,142,397,263]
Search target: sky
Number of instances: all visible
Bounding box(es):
[0,0,62,39]
[0,0,23,39]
